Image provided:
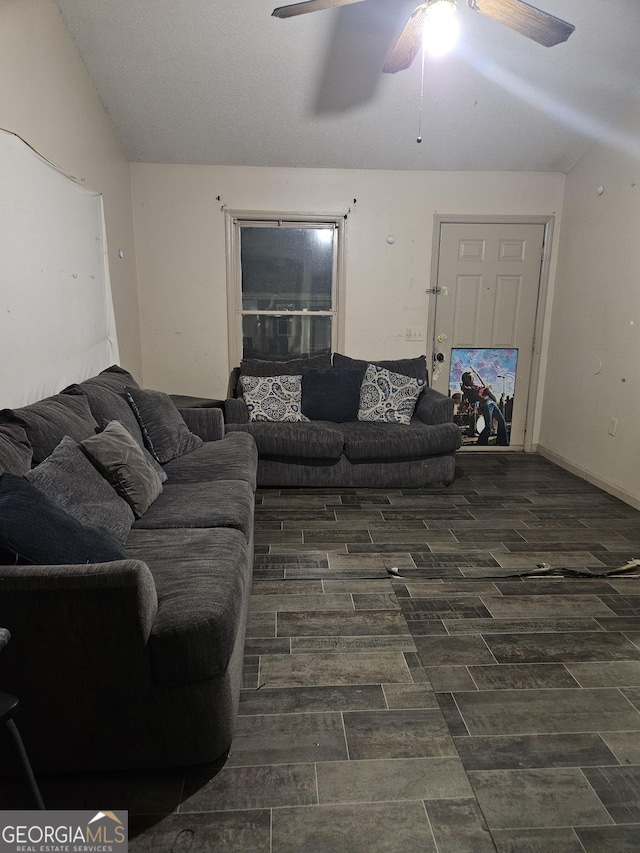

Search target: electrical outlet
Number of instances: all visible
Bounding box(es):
[405,327,424,341]
[608,417,618,436]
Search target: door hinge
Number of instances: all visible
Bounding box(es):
[426,286,442,295]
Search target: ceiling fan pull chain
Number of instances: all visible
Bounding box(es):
[417,37,426,143]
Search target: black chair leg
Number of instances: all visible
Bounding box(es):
[5,718,45,809]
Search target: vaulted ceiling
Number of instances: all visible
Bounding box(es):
[55,0,640,172]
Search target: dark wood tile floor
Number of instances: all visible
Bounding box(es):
[4,453,640,852]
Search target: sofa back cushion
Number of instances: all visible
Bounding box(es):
[333,352,428,385]
[0,424,33,475]
[63,364,145,448]
[301,368,361,422]
[233,353,332,397]
[240,353,332,377]
[0,394,98,465]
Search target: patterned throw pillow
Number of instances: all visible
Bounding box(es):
[241,375,307,423]
[357,363,425,425]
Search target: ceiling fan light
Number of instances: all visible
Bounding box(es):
[423,0,459,57]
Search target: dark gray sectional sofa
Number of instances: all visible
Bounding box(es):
[0,366,257,773]
[225,353,461,488]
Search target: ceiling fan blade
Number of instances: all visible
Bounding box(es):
[470,0,574,47]
[382,7,427,73]
[272,0,368,19]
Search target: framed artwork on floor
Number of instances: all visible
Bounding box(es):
[448,348,518,447]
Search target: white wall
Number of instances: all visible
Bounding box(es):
[538,97,640,509]
[0,0,142,380]
[131,164,565,418]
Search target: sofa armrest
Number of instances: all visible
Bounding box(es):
[0,559,160,768]
[178,407,225,441]
[414,387,455,425]
[224,397,249,424]
[0,559,158,646]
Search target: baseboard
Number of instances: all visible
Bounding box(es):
[535,444,640,511]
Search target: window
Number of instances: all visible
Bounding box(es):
[226,214,344,363]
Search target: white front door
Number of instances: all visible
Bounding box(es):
[430,220,548,449]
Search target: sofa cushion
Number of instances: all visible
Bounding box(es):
[341,420,462,460]
[162,432,258,490]
[91,364,140,388]
[0,393,98,465]
[63,365,145,448]
[81,421,163,518]
[0,424,33,475]
[333,352,428,384]
[231,354,332,397]
[125,387,204,464]
[301,368,361,422]
[241,374,307,423]
[0,473,128,565]
[358,363,425,425]
[26,436,134,544]
[125,527,250,685]
[225,421,344,459]
[240,353,332,378]
[129,480,254,540]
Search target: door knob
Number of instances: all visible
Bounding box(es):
[433,352,445,363]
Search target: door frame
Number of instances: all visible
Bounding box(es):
[428,214,555,453]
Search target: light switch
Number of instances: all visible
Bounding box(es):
[405,327,425,341]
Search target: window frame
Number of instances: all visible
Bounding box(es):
[225,210,346,367]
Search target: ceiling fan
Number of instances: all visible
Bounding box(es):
[272,0,575,73]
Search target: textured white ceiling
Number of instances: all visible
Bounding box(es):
[54,0,640,172]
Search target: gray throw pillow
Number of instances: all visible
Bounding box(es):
[0,424,33,475]
[26,436,134,545]
[81,421,163,518]
[125,387,203,464]
[93,418,167,484]
[0,393,99,465]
